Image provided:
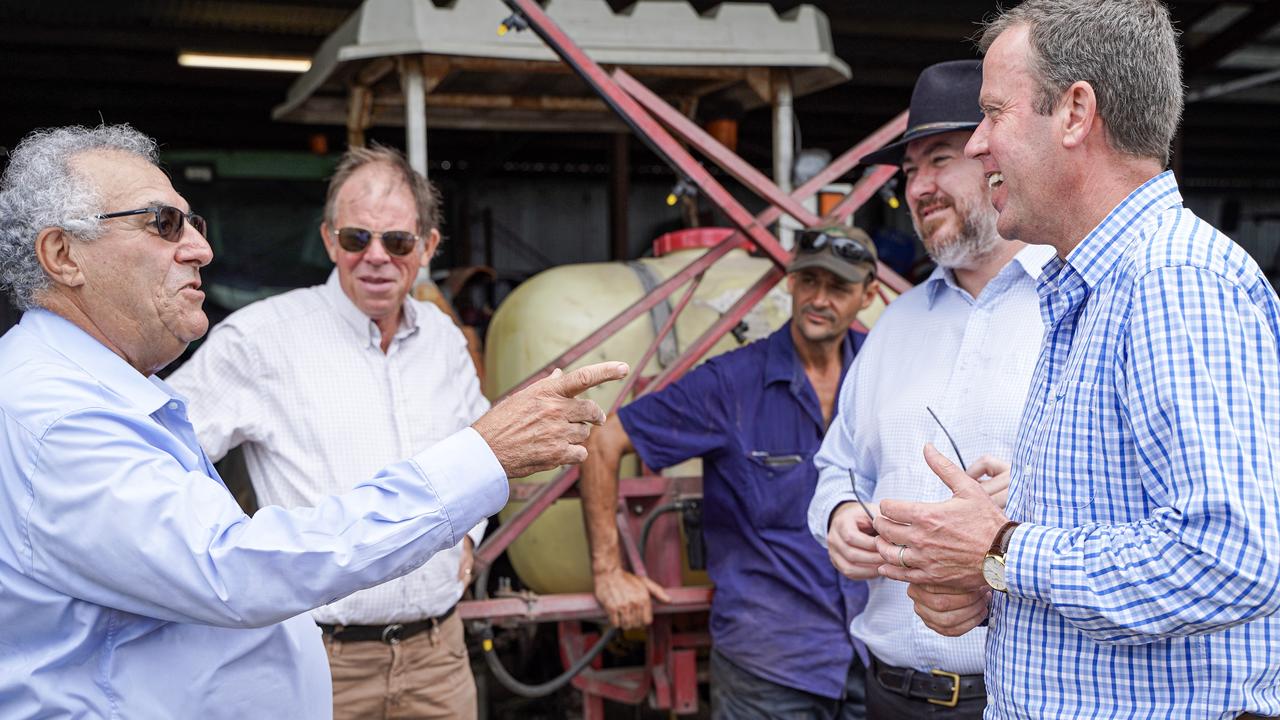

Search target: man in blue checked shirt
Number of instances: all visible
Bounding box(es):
[869,2,1280,719]
[0,124,627,719]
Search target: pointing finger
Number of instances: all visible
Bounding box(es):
[550,361,630,399]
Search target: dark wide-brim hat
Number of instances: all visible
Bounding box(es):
[862,59,985,167]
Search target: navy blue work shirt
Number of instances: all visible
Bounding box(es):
[618,321,868,699]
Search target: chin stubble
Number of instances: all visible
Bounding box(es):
[919,202,1003,270]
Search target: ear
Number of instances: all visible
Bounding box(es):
[421,228,441,269]
[320,222,339,264]
[34,226,86,289]
[1060,81,1098,150]
[785,272,797,294]
[860,279,880,310]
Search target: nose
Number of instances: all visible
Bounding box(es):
[906,166,938,208]
[361,234,392,264]
[177,221,213,268]
[808,282,832,307]
[965,118,990,160]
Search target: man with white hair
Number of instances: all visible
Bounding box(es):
[0,123,626,718]
[808,59,1052,719]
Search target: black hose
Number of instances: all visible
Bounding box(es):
[474,500,687,698]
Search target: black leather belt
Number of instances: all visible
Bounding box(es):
[318,605,456,645]
[872,656,985,709]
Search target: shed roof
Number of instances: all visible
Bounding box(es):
[273,0,850,132]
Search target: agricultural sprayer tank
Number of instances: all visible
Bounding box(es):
[482,228,891,594]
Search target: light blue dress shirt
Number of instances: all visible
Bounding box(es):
[809,244,1052,675]
[991,172,1280,718]
[0,309,507,719]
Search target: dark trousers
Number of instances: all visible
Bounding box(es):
[710,648,866,720]
[865,657,986,720]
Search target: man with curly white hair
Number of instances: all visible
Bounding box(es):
[0,123,626,719]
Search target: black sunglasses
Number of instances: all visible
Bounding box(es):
[796,231,876,266]
[97,205,206,243]
[335,227,419,257]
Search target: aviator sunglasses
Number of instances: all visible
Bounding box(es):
[96,205,206,242]
[335,227,420,256]
[796,230,876,265]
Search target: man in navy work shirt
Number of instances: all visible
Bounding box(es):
[581,226,880,719]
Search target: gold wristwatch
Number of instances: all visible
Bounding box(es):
[982,520,1021,593]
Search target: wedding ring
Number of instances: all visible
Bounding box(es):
[897,545,910,569]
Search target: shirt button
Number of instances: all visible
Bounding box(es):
[168,402,179,410]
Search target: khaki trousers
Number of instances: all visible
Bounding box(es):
[323,612,477,720]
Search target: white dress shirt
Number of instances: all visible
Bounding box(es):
[808,244,1053,674]
[170,270,489,624]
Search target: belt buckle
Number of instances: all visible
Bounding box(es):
[927,669,961,708]
[381,623,404,645]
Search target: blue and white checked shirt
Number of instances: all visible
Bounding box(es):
[991,171,1280,719]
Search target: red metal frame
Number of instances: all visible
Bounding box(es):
[468,2,911,716]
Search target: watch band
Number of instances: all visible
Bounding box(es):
[987,520,1020,558]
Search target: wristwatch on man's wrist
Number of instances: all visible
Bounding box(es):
[982,520,1021,593]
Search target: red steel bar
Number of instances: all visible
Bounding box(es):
[641,266,785,398]
[501,0,791,269]
[801,111,907,197]
[495,107,910,404]
[607,271,704,415]
[473,465,578,570]
[496,234,739,401]
[479,269,779,567]
[614,69,820,227]
[459,586,713,623]
[506,474,703,502]
[615,69,912,296]
[616,505,648,578]
[824,164,901,228]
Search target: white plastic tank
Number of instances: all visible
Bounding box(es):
[483,228,891,593]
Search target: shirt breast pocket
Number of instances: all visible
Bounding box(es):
[744,450,813,530]
[1028,380,1112,513]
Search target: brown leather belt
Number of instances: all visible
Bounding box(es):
[872,655,985,709]
[318,605,456,645]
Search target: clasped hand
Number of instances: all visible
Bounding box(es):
[832,446,1011,636]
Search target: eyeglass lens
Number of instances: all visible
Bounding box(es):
[336,227,418,256]
[155,206,206,242]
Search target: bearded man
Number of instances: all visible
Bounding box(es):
[806,60,1053,720]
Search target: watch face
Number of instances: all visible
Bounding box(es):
[983,556,1008,593]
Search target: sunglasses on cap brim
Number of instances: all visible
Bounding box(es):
[796,230,876,266]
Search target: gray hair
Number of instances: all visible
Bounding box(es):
[323,143,441,238]
[978,0,1183,166]
[0,124,159,310]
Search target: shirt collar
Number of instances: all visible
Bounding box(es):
[1065,170,1182,290]
[321,269,418,349]
[763,320,856,386]
[923,243,1056,308]
[20,308,173,415]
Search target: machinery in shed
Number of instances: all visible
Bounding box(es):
[278,1,910,715]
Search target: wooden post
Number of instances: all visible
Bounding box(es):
[610,133,630,260]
